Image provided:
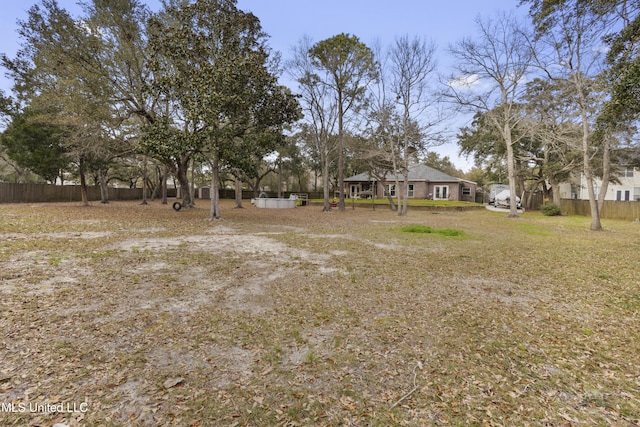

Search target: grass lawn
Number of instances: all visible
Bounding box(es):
[0,199,639,426]
[310,198,483,207]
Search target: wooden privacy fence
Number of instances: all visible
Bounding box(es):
[0,182,142,204]
[560,199,640,221]
[0,184,323,204]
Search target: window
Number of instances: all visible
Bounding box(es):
[462,187,471,196]
[408,184,414,198]
[617,190,631,201]
[619,168,634,178]
[634,187,640,201]
[387,184,396,197]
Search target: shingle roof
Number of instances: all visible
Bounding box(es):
[345,163,474,184]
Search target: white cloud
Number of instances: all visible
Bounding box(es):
[448,74,480,89]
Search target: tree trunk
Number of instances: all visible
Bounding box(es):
[248,181,259,198]
[322,149,331,212]
[580,117,602,230]
[162,164,168,204]
[141,156,148,205]
[398,162,409,217]
[394,170,401,214]
[150,165,160,201]
[79,157,89,206]
[189,159,196,207]
[337,92,345,212]
[175,155,192,208]
[98,169,109,204]
[385,192,397,211]
[234,172,243,208]
[516,160,526,201]
[597,135,612,214]
[550,179,561,206]
[248,169,273,198]
[277,161,282,198]
[209,156,221,220]
[584,163,601,230]
[504,123,519,218]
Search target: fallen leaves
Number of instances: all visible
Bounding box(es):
[0,201,639,425]
[162,377,185,390]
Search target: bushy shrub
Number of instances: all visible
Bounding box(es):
[541,203,562,216]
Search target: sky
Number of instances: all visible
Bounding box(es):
[0,0,530,171]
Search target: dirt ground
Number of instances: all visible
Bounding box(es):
[1,199,639,426]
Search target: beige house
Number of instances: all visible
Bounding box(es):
[344,163,477,202]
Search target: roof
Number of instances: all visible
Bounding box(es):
[345,163,475,184]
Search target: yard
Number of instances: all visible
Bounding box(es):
[0,200,639,426]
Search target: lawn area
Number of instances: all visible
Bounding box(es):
[1,200,639,426]
[310,198,483,207]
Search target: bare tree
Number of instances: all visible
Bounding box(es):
[528,1,610,230]
[448,12,534,218]
[388,35,440,216]
[363,36,442,215]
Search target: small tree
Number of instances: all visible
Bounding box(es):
[0,108,68,183]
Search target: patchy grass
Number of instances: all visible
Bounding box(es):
[399,224,466,237]
[0,200,639,426]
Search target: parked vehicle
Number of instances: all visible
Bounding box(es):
[493,189,522,209]
[488,184,508,205]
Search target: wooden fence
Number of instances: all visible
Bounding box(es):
[560,199,640,221]
[0,182,142,204]
[0,184,321,204]
[15,184,626,220]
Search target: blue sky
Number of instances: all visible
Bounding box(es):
[0,0,528,170]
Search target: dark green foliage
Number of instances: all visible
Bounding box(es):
[0,109,68,182]
[541,203,562,216]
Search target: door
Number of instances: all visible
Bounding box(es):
[434,185,448,200]
[350,184,360,199]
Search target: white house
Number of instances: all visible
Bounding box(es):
[560,166,640,201]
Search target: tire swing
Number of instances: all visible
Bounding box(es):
[172,201,182,211]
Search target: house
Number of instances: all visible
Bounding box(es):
[559,166,640,201]
[344,163,477,202]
